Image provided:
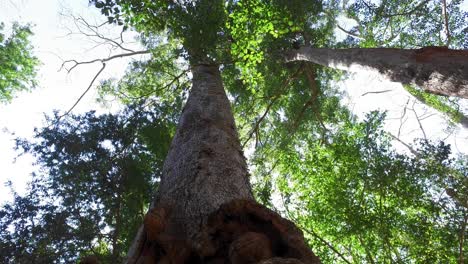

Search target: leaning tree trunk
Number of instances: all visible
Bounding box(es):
[285,46,468,99]
[125,64,321,264]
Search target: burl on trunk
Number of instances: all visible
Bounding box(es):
[125,65,321,264]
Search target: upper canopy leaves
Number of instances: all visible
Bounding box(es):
[0,22,39,103]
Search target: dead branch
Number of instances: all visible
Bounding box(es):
[60,50,150,73]
[55,62,107,123]
[361,89,393,96]
[73,14,136,53]
[336,24,364,40]
[410,101,427,140]
[54,14,152,124]
[387,132,420,157]
[398,98,410,138]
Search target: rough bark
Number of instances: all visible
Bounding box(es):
[125,64,320,263]
[285,46,468,99]
[155,64,254,240]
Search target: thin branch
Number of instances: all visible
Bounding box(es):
[398,98,410,137]
[55,63,107,123]
[132,70,190,100]
[242,95,278,148]
[358,235,377,264]
[410,101,427,140]
[279,192,352,264]
[381,0,430,18]
[336,24,365,40]
[74,15,136,53]
[60,50,150,73]
[361,89,393,96]
[441,0,451,46]
[302,228,352,264]
[387,132,420,157]
[360,0,376,14]
[242,67,303,148]
[290,65,320,133]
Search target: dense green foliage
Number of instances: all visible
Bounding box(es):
[1,0,467,263]
[257,112,467,263]
[0,104,176,263]
[0,22,39,103]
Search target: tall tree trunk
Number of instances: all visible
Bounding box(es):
[285,47,468,99]
[125,64,320,264]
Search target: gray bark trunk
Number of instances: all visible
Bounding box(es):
[155,64,254,238]
[125,64,320,264]
[126,64,253,263]
[285,47,468,99]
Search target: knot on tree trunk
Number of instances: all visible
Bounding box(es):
[196,199,321,264]
[136,199,320,263]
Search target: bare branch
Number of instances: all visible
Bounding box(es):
[55,62,107,123]
[336,24,365,40]
[398,98,410,138]
[410,101,427,140]
[60,50,150,73]
[74,15,136,53]
[387,132,420,157]
[361,89,393,96]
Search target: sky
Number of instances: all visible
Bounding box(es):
[0,0,144,203]
[0,0,467,205]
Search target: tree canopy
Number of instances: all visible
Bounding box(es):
[0,22,39,103]
[1,0,467,263]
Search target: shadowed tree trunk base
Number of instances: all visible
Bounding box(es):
[136,199,320,264]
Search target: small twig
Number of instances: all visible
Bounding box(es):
[242,97,278,148]
[336,24,364,40]
[361,0,376,14]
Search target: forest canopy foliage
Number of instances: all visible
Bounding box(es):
[0,22,39,103]
[0,0,467,263]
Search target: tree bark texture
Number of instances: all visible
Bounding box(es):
[285,47,468,99]
[155,64,254,240]
[125,64,320,264]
